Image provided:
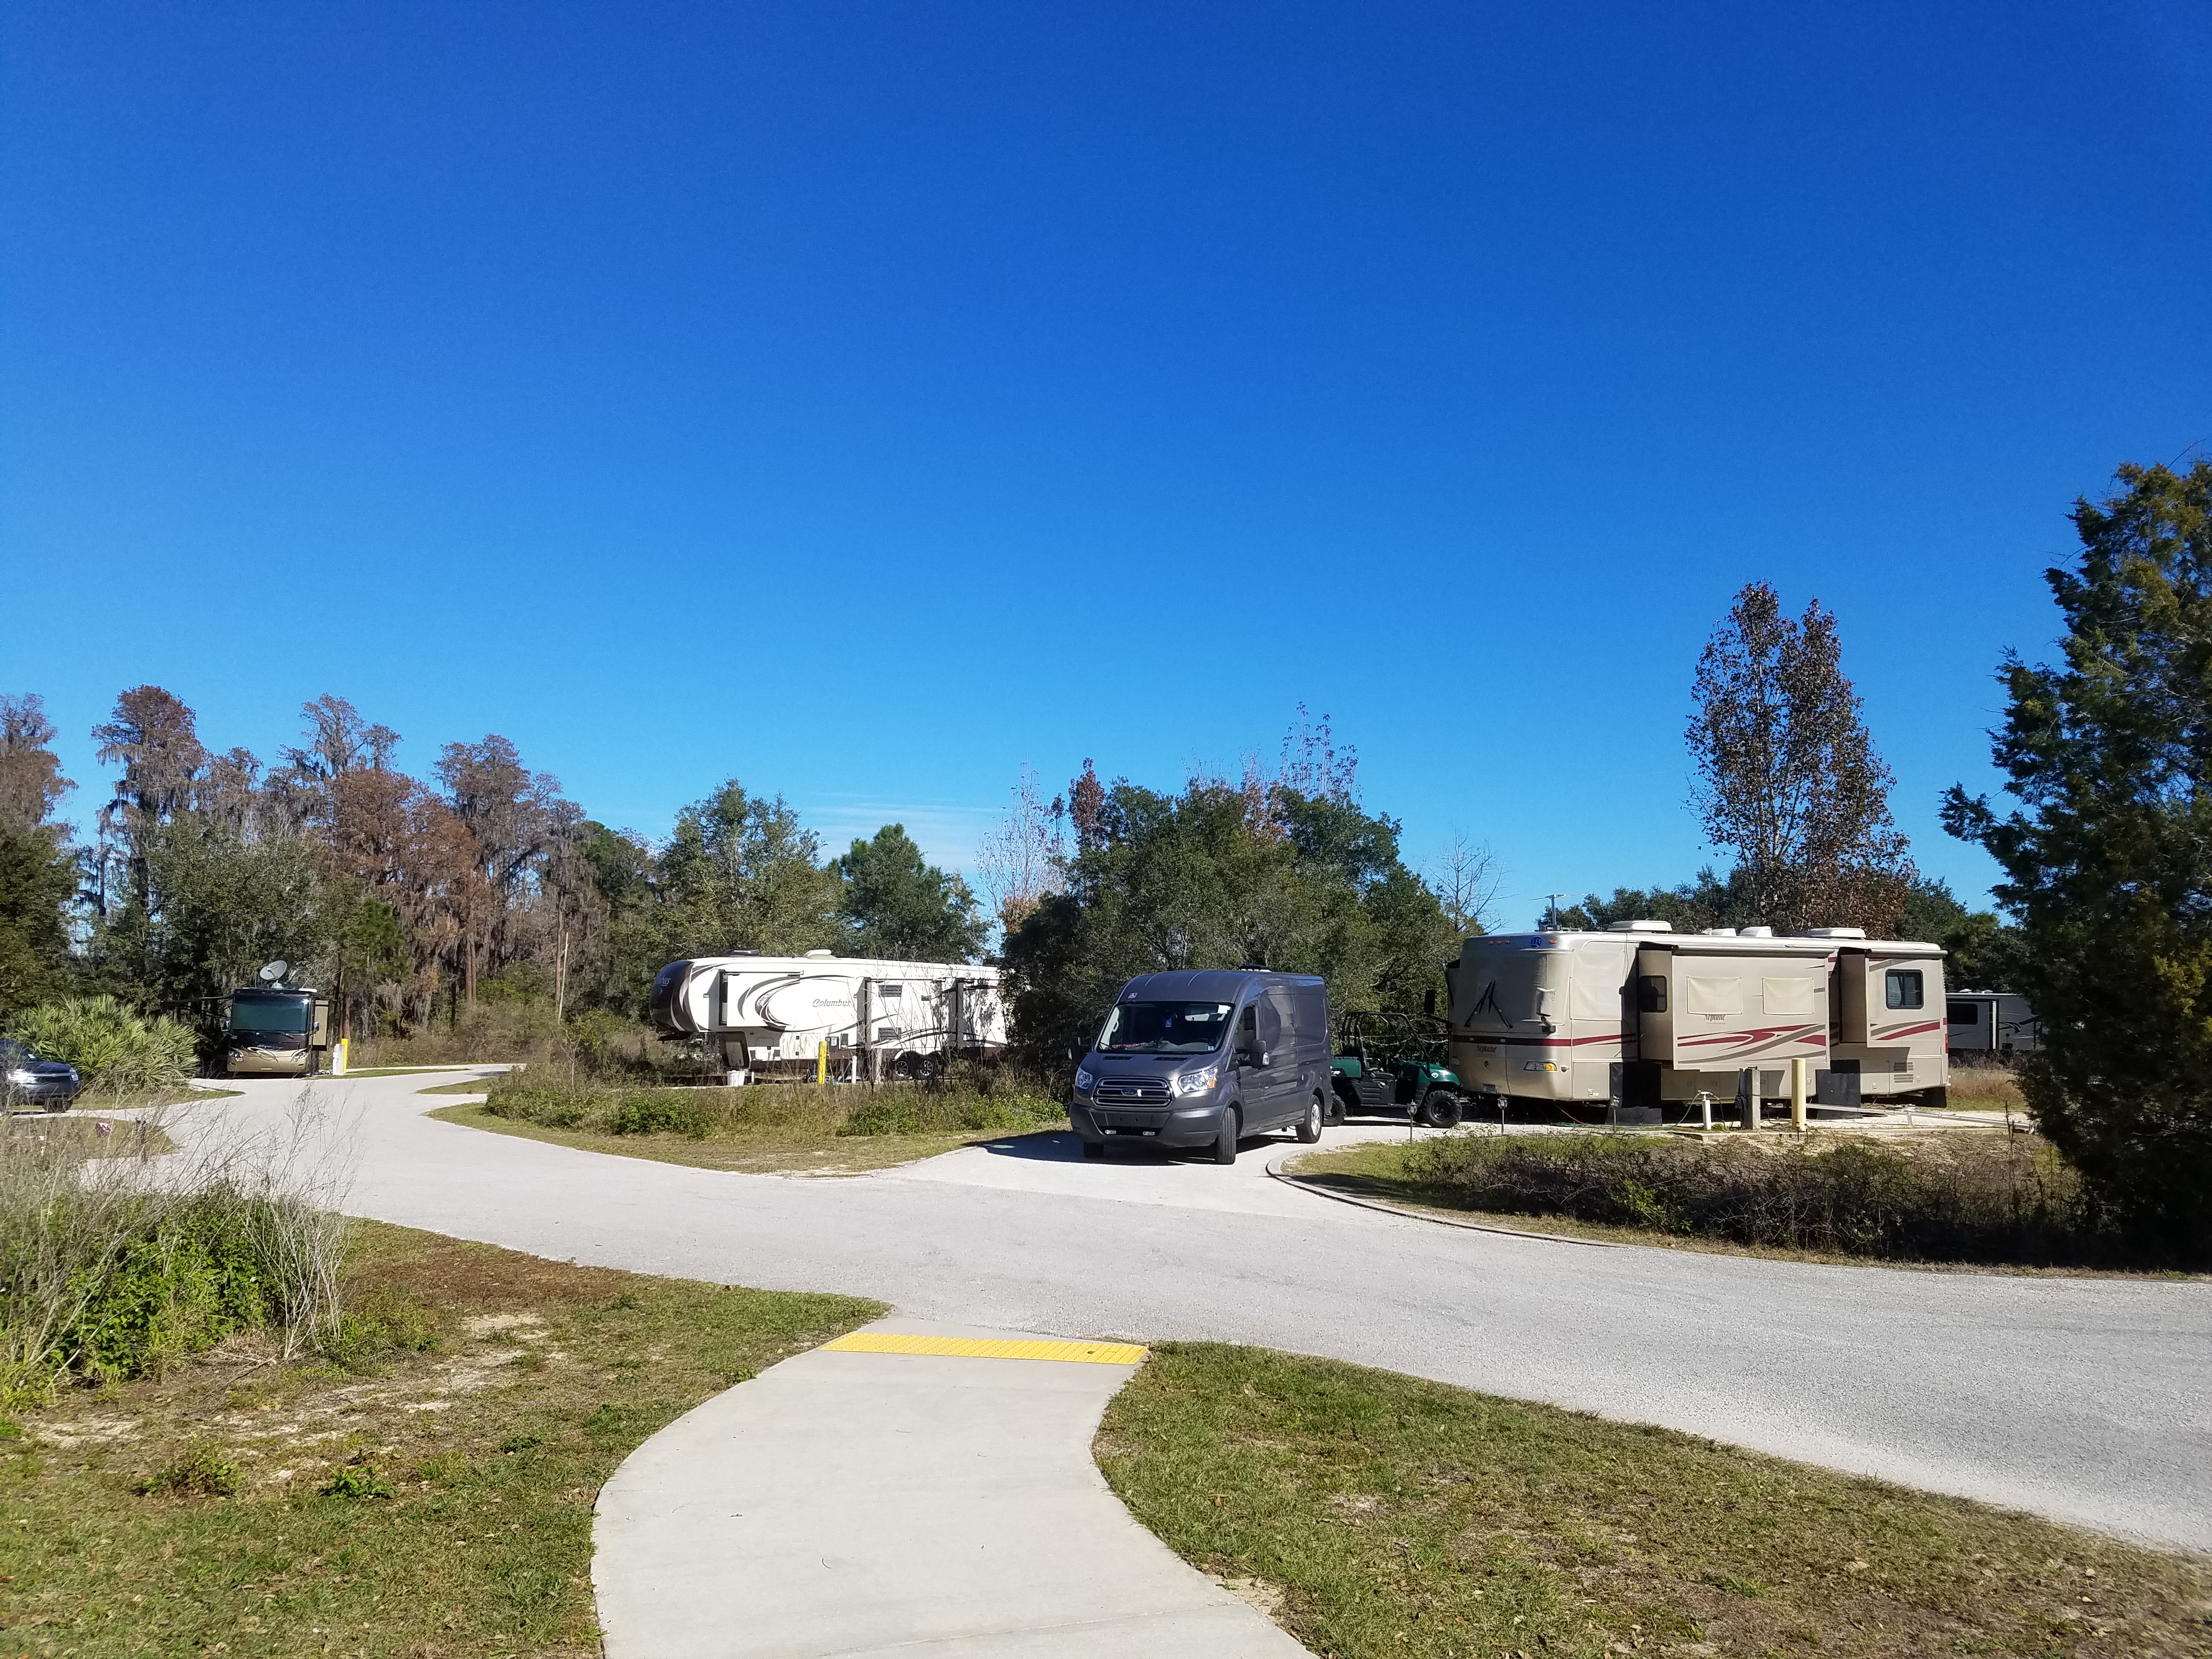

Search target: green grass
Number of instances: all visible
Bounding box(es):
[421,1073,1068,1175]
[1097,1343,2212,1659]
[424,1099,1049,1174]
[0,1220,882,1655]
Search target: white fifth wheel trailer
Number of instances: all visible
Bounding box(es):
[648,951,1005,1081]
[1447,923,1948,1116]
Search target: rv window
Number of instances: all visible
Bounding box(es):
[878,983,904,1000]
[1885,969,1924,1009]
[1947,1000,1981,1026]
[1636,975,1667,1013]
[1682,975,1742,1015]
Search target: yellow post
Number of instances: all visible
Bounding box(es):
[332,1037,349,1076]
[816,1040,828,1086]
[1790,1056,1808,1132]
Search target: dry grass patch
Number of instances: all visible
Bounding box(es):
[1286,1128,2187,1272]
[0,1220,881,1656]
[1099,1343,2212,1659]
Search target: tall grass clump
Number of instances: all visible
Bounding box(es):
[1398,1131,2114,1265]
[0,1094,353,1409]
[8,995,199,1102]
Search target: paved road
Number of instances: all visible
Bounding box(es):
[168,1073,2212,1552]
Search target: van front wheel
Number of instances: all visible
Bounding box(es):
[1212,1108,1241,1165]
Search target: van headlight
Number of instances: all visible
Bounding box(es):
[1074,1067,1096,1094]
[1172,1063,1219,1097]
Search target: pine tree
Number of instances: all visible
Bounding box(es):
[1944,460,2212,1256]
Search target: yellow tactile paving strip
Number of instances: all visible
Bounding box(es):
[822,1332,1148,1365]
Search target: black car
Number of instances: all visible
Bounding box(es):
[1,1039,82,1112]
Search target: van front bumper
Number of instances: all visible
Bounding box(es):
[1068,1102,1226,1150]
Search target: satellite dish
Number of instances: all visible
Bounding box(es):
[258,961,289,984]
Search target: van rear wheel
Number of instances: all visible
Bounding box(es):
[1418,1088,1463,1129]
[1212,1108,1240,1165]
[1295,1093,1323,1144]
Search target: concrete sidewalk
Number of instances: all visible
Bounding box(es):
[592,1317,1312,1658]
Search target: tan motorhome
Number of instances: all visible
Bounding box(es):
[1447,923,1947,1115]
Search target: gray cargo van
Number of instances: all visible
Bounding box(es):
[1068,969,1331,1164]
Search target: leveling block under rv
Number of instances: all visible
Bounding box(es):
[649,952,1006,1082]
[1446,923,1949,1116]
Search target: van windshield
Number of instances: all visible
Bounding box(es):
[1097,1002,1233,1054]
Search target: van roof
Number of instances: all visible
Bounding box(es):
[1116,969,1324,1002]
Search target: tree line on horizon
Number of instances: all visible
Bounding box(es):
[0,689,986,1042]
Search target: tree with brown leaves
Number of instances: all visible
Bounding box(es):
[1686,583,1913,935]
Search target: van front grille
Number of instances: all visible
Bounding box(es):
[1094,1080,1169,1104]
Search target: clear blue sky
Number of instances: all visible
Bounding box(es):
[5,2,2208,925]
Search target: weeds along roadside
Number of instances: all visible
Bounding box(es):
[0,1089,356,1413]
[467,1063,1065,1142]
[1304,1128,2186,1269]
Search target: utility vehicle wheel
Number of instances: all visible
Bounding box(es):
[1296,1093,1323,1144]
[1212,1108,1241,1165]
[1328,1086,1353,1125]
[1082,1142,1105,1160]
[1418,1088,1463,1129]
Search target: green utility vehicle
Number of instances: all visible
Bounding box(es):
[1329,1011,1466,1128]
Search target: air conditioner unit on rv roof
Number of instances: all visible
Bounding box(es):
[1603,920,1673,933]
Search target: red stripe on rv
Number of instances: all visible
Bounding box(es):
[1678,1025,1826,1049]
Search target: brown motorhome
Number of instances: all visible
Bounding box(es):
[1447,923,1947,1114]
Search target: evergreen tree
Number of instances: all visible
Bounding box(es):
[0,694,78,1019]
[836,825,985,962]
[1944,460,2212,1256]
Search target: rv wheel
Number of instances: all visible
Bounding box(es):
[1417,1088,1463,1129]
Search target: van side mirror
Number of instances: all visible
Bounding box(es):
[1239,1045,1270,1068]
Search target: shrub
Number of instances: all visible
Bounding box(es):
[1398,1132,2099,1264]
[7,995,199,1098]
[609,1094,710,1137]
[136,1441,240,1498]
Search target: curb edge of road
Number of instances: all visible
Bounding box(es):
[1265,1152,1620,1248]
